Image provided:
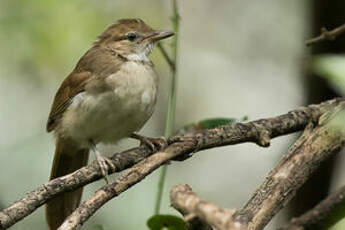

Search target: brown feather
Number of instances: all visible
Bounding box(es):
[46,45,127,133]
[95,18,153,44]
[45,18,169,229]
[46,71,91,132]
[46,137,89,230]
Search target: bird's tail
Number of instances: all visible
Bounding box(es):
[46,137,89,230]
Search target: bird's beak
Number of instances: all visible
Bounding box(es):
[147,30,174,43]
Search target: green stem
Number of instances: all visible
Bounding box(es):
[154,0,180,215]
[154,163,168,214]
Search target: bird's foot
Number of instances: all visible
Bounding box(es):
[90,141,115,184]
[95,154,116,183]
[130,133,168,151]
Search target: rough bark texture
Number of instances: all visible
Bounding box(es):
[60,99,344,230]
[0,98,343,230]
[168,104,344,230]
[57,141,195,230]
[0,146,154,230]
[170,184,243,230]
[291,1,345,224]
[233,103,345,230]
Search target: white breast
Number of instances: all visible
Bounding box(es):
[60,61,158,147]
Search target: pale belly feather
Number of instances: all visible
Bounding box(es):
[60,61,157,146]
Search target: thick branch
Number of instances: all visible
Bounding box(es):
[306,23,345,46]
[0,98,343,229]
[57,141,195,230]
[170,184,213,230]
[0,147,154,230]
[170,184,244,230]
[233,103,345,230]
[278,184,345,230]
[59,99,345,230]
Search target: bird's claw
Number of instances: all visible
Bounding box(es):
[131,134,168,151]
[96,155,116,184]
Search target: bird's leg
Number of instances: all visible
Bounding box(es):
[130,133,168,151]
[90,140,115,184]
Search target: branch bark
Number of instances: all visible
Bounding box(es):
[170,184,242,230]
[58,99,345,230]
[306,23,345,46]
[57,141,196,230]
[169,104,344,230]
[0,98,343,230]
[0,146,155,230]
[278,184,345,230]
[232,102,345,230]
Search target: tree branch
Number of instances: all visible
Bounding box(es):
[306,23,345,46]
[57,141,196,230]
[0,98,343,230]
[58,99,345,230]
[170,184,243,230]
[172,196,213,230]
[0,147,155,230]
[169,104,344,230]
[232,103,345,230]
[278,184,345,230]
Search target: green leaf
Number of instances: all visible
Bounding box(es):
[147,215,187,230]
[312,55,345,95]
[177,116,248,134]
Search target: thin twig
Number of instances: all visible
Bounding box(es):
[0,98,343,230]
[170,184,243,230]
[157,43,175,71]
[278,185,345,230]
[306,23,345,46]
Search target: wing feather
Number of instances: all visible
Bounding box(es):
[46,71,91,132]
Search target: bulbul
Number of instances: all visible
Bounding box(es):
[45,18,174,230]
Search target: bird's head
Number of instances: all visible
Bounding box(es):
[96,18,174,62]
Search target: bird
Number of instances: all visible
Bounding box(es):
[45,18,174,230]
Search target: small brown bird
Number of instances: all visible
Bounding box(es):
[45,18,173,230]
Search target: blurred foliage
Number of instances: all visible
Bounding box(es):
[147,215,187,230]
[323,203,345,230]
[311,55,345,96]
[0,0,110,81]
[327,110,345,133]
[310,54,345,230]
[94,224,105,230]
[323,110,345,229]
[0,0,165,82]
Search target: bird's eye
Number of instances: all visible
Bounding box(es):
[126,32,137,41]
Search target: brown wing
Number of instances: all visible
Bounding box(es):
[46,71,91,132]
